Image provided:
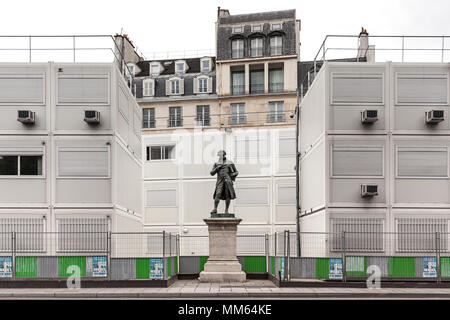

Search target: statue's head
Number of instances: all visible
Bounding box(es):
[217,150,226,159]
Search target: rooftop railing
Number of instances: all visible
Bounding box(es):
[301,35,450,94]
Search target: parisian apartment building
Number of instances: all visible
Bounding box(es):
[132,8,301,247]
[0,38,144,245]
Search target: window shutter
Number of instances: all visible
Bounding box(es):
[193,78,199,94]
[397,148,447,177]
[165,80,170,95]
[332,148,383,177]
[143,79,154,97]
[151,79,155,96]
[180,79,184,95]
[58,149,109,177]
[207,77,213,93]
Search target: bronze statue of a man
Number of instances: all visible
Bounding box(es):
[210,150,238,215]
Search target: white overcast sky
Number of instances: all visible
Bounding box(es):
[1,0,449,61]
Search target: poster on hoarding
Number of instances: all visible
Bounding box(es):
[150,258,164,279]
[329,258,343,279]
[280,257,285,279]
[0,257,12,278]
[92,256,107,277]
[422,257,437,278]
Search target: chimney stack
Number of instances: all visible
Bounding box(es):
[217,7,230,19]
[357,27,375,62]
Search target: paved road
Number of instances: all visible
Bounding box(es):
[1,280,450,299]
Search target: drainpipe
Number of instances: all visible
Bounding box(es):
[295,86,301,257]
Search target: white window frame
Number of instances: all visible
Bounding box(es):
[142,78,154,97]
[330,146,385,178]
[232,39,244,59]
[170,79,180,94]
[56,73,111,106]
[146,144,176,162]
[232,26,244,33]
[395,146,449,179]
[251,24,262,32]
[231,103,246,124]
[149,63,161,77]
[200,58,211,73]
[234,185,269,206]
[56,146,110,179]
[175,61,186,75]
[276,184,296,205]
[0,147,45,179]
[270,36,283,56]
[142,108,155,129]
[198,76,208,93]
[145,188,178,208]
[270,22,282,31]
[395,73,449,106]
[330,72,385,106]
[250,38,263,57]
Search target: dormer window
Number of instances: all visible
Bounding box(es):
[232,26,244,33]
[201,58,211,73]
[251,25,262,32]
[175,61,185,75]
[171,79,180,94]
[166,77,184,95]
[150,63,160,77]
[271,23,282,31]
[143,78,155,97]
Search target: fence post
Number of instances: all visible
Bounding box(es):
[286,230,290,281]
[342,231,346,283]
[107,231,111,281]
[274,232,277,257]
[11,232,15,280]
[436,232,441,283]
[176,234,180,275]
[265,234,269,274]
[162,231,166,279]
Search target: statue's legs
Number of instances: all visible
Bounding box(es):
[224,199,230,214]
[212,198,220,213]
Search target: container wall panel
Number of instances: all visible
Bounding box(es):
[366,256,389,277]
[179,256,201,274]
[110,258,136,280]
[388,257,415,278]
[15,256,37,278]
[58,256,86,277]
[37,256,58,278]
[290,257,315,279]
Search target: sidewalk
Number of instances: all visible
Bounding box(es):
[2,280,450,299]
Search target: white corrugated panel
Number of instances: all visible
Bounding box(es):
[331,218,384,252]
[332,148,383,177]
[0,75,44,104]
[0,218,44,252]
[397,75,448,104]
[332,74,383,104]
[397,148,447,177]
[396,218,447,252]
[235,186,268,205]
[146,189,177,207]
[58,75,109,104]
[277,185,296,205]
[58,149,109,177]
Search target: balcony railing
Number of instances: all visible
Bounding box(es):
[269,82,284,93]
[267,113,286,123]
[195,117,211,126]
[229,115,247,125]
[231,85,245,95]
[168,118,183,127]
[250,83,265,94]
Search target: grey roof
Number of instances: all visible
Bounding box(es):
[218,9,296,24]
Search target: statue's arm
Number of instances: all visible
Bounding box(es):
[230,163,239,178]
[210,163,220,176]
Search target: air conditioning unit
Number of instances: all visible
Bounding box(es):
[17,110,35,124]
[425,110,444,124]
[361,109,378,123]
[361,184,378,197]
[84,110,100,124]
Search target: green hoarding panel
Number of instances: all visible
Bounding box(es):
[58,257,86,277]
[440,257,450,277]
[271,257,275,275]
[200,256,208,272]
[167,257,172,277]
[388,257,415,277]
[346,256,366,277]
[15,256,37,278]
[316,258,329,279]
[136,258,150,279]
[173,256,178,275]
[244,256,266,273]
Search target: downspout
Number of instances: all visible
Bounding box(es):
[295,86,301,257]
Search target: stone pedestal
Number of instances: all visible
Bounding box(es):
[198,218,246,283]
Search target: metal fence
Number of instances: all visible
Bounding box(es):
[271,231,450,282]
